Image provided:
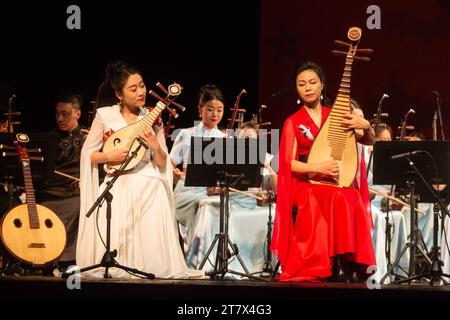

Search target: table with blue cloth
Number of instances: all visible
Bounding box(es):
[186,192,275,278]
[371,195,409,284]
[402,203,441,252]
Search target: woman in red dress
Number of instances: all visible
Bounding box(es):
[271,61,376,282]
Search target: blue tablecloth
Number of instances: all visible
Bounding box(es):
[186,194,275,278]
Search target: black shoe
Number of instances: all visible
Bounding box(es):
[347,262,365,283]
[329,255,350,283]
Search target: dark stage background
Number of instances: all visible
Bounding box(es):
[0,1,261,134]
[259,0,450,138]
[0,1,449,139]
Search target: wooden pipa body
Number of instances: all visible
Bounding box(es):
[307,27,366,188]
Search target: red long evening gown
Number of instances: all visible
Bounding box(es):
[271,106,376,281]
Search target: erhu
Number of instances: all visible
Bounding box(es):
[397,108,415,141]
[227,89,247,131]
[1,94,21,133]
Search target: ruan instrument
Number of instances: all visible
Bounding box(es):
[0,133,66,266]
[307,27,373,187]
[103,82,186,174]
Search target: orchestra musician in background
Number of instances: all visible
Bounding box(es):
[169,84,226,253]
[36,94,87,268]
[237,121,277,193]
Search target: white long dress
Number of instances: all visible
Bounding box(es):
[76,105,204,279]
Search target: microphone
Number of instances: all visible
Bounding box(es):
[391,150,422,160]
[432,90,445,140]
[433,111,438,140]
[372,113,389,118]
[367,93,390,178]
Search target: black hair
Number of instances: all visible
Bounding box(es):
[293,60,325,87]
[408,131,426,141]
[376,123,393,139]
[240,121,257,131]
[95,60,141,108]
[55,94,83,110]
[350,99,362,110]
[198,84,225,107]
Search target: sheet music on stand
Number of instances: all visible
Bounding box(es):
[374,140,450,284]
[185,137,267,281]
[373,141,450,193]
[185,137,263,190]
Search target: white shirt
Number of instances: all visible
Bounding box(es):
[170,121,225,168]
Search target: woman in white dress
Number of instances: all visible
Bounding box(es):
[169,85,226,252]
[76,60,203,279]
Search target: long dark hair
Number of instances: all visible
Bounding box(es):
[95,60,142,109]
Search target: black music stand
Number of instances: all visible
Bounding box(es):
[374,141,450,284]
[185,137,265,280]
[258,190,276,277]
[62,138,155,279]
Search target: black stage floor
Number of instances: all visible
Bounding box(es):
[3,275,450,319]
[2,274,450,301]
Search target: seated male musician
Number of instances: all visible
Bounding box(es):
[35,94,87,269]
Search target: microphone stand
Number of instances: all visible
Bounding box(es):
[63,138,155,279]
[261,191,274,275]
[367,94,387,177]
[368,94,394,278]
[434,93,445,141]
[396,153,450,284]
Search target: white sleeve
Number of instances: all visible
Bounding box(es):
[156,126,174,190]
[76,110,105,267]
[169,129,188,166]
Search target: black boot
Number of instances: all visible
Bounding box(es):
[347,261,366,283]
[329,255,349,283]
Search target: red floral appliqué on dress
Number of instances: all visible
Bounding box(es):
[103,129,115,142]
